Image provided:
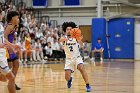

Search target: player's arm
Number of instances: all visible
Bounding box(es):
[59,37,67,42]
[0,43,5,48]
[4,25,19,49]
[4,25,13,41]
[77,35,83,47]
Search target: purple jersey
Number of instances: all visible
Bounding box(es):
[5,23,16,43]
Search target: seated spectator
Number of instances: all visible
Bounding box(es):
[91,38,104,62]
[52,38,60,60]
[35,39,44,61]
[35,27,43,39]
[44,42,53,59]
[80,40,89,58]
[25,33,33,62]
[17,40,26,62]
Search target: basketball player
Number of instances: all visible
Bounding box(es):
[59,22,91,92]
[0,9,17,93]
[4,11,21,91]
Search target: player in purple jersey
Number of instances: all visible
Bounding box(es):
[4,11,21,93]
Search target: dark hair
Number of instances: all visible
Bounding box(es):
[7,11,19,23]
[62,22,77,32]
[0,9,2,14]
[98,38,101,40]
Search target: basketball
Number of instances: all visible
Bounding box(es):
[70,28,82,40]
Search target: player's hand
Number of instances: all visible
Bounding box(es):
[59,37,68,42]
[77,35,83,41]
[5,71,15,81]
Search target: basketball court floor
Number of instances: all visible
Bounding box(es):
[0,60,139,93]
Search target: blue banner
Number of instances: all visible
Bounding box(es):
[64,0,80,5]
[33,0,47,8]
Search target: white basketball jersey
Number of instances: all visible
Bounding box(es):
[0,23,4,44]
[63,37,81,58]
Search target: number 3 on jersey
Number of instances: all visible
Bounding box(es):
[69,46,73,52]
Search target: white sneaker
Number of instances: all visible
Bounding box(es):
[100,58,103,61]
[30,58,33,61]
[44,56,48,60]
[21,59,23,62]
[42,59,45,64]
[25,59,27,62]
[90,58,95,63]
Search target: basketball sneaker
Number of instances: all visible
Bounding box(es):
[67,77,72,88]
[15,84,21,90]
[86,85,91,92]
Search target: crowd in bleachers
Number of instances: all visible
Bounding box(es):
[0,1,67,63]
[0,0,91,63]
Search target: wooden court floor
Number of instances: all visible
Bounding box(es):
[0,61,140,93]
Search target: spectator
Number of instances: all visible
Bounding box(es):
[47,34,54,44]
[35,27,43,39]
[35,39,44,61]
[91,38,104,62]
[17,40,26,62]
[52,38,60,60]
[25,33,33,62]
[44,42,53,59]
[80,40,89,59]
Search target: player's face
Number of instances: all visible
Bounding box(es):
[98,40,101,43]
[66,27,72,35]
[12,16,19,25]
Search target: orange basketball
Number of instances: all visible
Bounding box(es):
[70,28,82,40]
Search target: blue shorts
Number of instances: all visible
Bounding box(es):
[7,53,18,62]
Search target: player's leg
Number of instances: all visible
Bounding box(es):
[0,48,14,80]
[65,70,73,88]
[8,53,20,90]
[64,59,74,88]
[7,61,16,93]
[12,59,19,76]
[77,57,91,92]
[0,49,16,93]
[0,58,14,82]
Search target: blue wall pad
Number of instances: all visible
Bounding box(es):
[92,18,134,59]
[92,18,108,58]
[108,18,134,59]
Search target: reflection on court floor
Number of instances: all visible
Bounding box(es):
[0,61,135,93]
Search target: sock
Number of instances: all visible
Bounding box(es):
[68,77,72,82]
